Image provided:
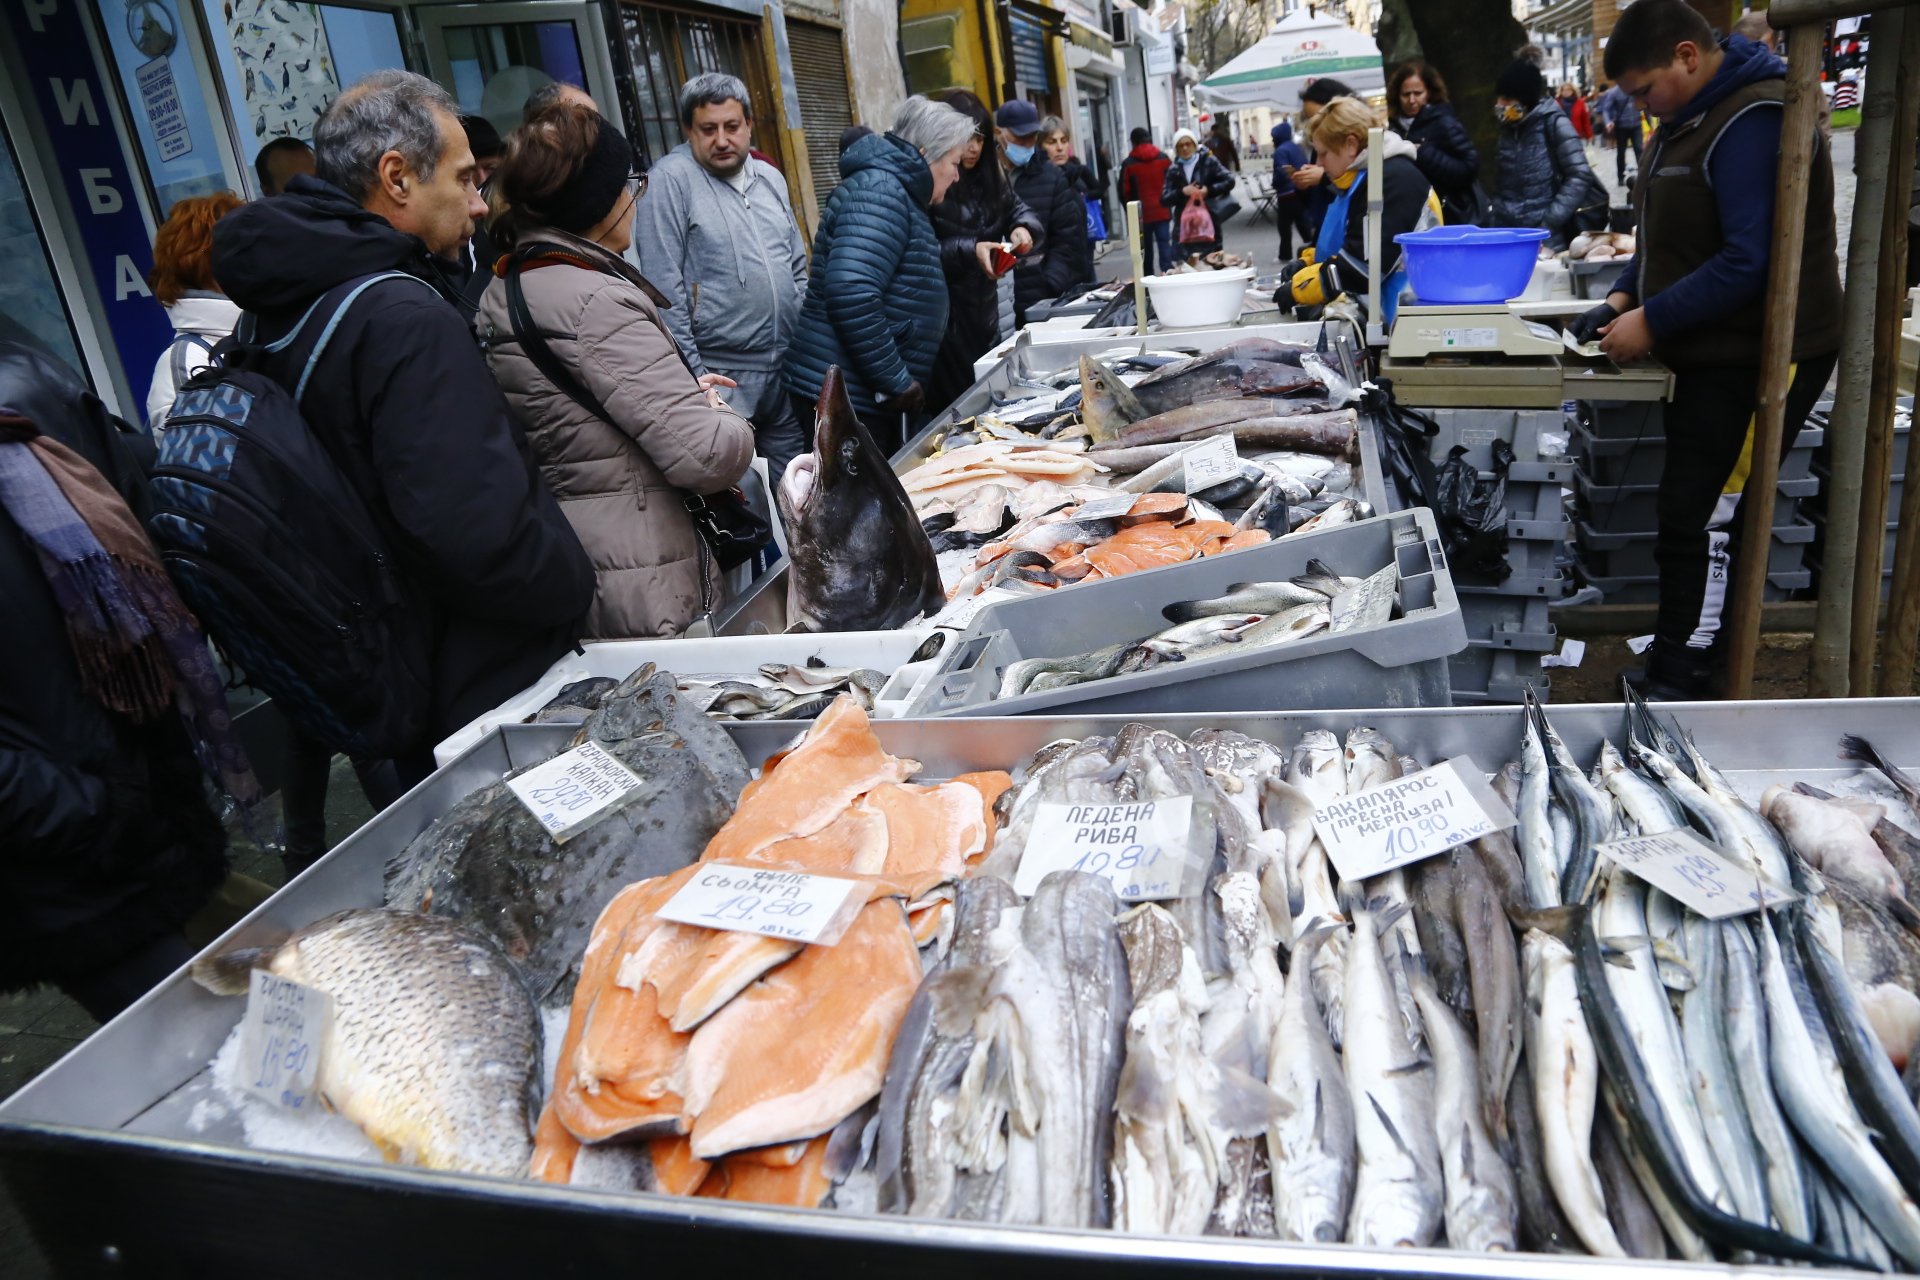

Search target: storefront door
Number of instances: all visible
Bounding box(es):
[418,2,620,137]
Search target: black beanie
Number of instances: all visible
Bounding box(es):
[1495,59,1545,107]
[541,112,635,235]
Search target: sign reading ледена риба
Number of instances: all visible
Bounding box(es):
[1598,828,1798,919]
[506,741,645,843]
[235,970,331,1113]
[1311,758,1515,882]
[1014,796,1197,900]
[657,864,867,945]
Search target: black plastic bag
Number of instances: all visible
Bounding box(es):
[1364,378,1439,514]
[1434,440,1513,582]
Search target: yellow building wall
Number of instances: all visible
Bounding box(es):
[900,0,1001,99]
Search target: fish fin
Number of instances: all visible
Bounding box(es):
[1209,1065,1293,1135]
[1793,780,1838,801]
[188,944,280,995]
[1506,903,1584,941]
[1366,1092,1416,1160]
[1372,899,1411,937]
[1650,942,1696,992]
[1839,735,1908,790]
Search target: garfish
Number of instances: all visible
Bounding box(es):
[193,909,541,1177]
[1591,1104,1674,1258]
[1719,921,1813,1241]
[779,367,945,630]
[1080,355,1147,442]
[1842,734,1920,822]
[1527,693,1614,904]
[1675,914,1770,1226]
[1343,898,1442,1248]
[1266,922,1356,1243]
[1407,950,1520,1252]
[1516,713,1560,909]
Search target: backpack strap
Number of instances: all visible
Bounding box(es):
[169,332,215,390]
[501,247,614,423]
[257,270,435,405]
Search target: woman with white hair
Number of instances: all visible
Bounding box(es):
[1161,127,1236,259]
[784,95,975,452]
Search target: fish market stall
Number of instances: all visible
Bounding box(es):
[8,684,1920,1278]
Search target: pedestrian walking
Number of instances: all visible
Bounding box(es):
[1117,126,1174,274]
[1558,82,1593,139]
[996,99,1088,324]
[1268,119,1315,258]
[1164,127,1236,260]
[1597,80,1643,185]
[1387,61,1482,226]
[1490,58,1606,248]
[144,191,243,435]
[1206,119,1241,171]
[632,73,810,487]
[1569,0,1842,699]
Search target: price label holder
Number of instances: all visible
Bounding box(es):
[1312,758,1515,883]
[1075,490,1138,521]
[1183,435,1241,494]
[931,586,1017,632]
[1014,795,1200,901]
[658,864,868,945]
[1330,563,1398,633]
[506,741,646,844]
[235,970,332,1113]
[1597,829,1797,919]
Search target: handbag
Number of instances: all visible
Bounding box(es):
[1211,195,1244,228]
[501,246,771,573]
[1085,196,1108,242]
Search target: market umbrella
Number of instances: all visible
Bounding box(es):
[1194,9,1386,109]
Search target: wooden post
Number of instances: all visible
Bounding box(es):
[1128,200,1147,336]
[1855,11,1920,691]
[1723,21,1825,700]
[1884,338,1920,694]
[1809,12,1906,695]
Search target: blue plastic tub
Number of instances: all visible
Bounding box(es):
[1394,225,1550,304]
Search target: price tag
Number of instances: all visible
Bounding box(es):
[1183,435,1241,494]
[235,970,332,1113]
[1014,796,1198,901]
[1312,758,1515,882]
[1074,490,1138,521]
[1330,563,1398,633]
[657,864,866,945]
[506,741,645,844]
[1598,829,1797,919]
[931,586,1017,631]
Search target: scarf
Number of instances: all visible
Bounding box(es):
[0,410,262,810]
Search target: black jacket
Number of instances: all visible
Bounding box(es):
[0,339,226,991]
[1163,148,1237,238]
[212,176,594,745]
[1008,153,1089,316]
[928,171,1043,407]
[1390,103,1481,220]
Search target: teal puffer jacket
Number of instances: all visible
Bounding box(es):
[784,133,948,416]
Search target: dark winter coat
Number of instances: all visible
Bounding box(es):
[1009,152,1090,317]
[1270,121,1307,196]
[1163,148,1237,241]
[1119,143,1174,223]
[928,169,1043,408]
[784,132,949,415]
[0,338,225,992]
[1491,99,1602,245]
[1389,103,1481,223]
[211,176,595,746]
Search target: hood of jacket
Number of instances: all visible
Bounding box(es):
[1271,121,1293,146]
[1668,35,1784,129]
[164,291,242,338]
[1128,141,1167,162]
[1508,98,1564,133]
[841,132,933,207]
[212,174,441,314]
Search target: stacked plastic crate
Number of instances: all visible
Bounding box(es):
[1424,408,1576,704]
[1571,398,1822,604]
[1807,395,1912,602]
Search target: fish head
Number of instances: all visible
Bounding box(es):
[1078,356,1145,442]
[810,366,891,497]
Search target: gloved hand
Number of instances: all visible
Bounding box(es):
[1568,300,1620,345]
[879,380,926,416]
[1280,257,1307,283]
[1289,260,1336,308]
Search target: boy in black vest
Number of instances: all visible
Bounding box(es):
[1568,0,1841,700]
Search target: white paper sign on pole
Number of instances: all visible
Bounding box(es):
[1311,758,1515,882]
[1014,795,1199,901]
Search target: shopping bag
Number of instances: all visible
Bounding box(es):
[1085,196,1108,242]
[1178,195,1215,245]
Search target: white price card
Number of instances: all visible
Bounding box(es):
[235,970,332,1113]
[506,741,645,844]
[931,586,1018,632]
[1182,435,1241,494]
[1312,758,1516,882]
[1074,490,1138,521]
[1014,796,1198,901]
[658,864,867,945]
[1598,828,1797,919]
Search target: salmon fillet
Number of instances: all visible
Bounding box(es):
[857,780,993,878]
[680,899,924,1159]
[696,1136,835,1207]
[729,805,890,874]
[1118,493,1188,524]
[1204,529,1271,555]
[648,1135,714,1195]
[627,924,804,1034]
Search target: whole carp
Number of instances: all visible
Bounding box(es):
[779,366,945,630]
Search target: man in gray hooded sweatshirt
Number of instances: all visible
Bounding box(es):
[634,73,809,484]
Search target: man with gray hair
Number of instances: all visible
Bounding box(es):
[634,72,809,484]
[211,70,593,782]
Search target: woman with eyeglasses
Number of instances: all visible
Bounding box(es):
[476,103,755,640]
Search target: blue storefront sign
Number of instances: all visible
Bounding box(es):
[5,0,173,414]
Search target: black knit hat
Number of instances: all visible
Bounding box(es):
[543,111,635,235]
[1495,59,1546,106]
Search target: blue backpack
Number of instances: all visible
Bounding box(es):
[149,272,434,759]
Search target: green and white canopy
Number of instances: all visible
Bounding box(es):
[1195,9,1385,109]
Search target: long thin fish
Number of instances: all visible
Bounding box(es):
[1721,919,1814,1241]
[1266,923,1356,1243]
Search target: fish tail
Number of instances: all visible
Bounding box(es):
[188,944,279,995]
[1507,902,1585,942]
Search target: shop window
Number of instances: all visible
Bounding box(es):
[0,121,84,373]
[617,2,781,173]
[442,20,590,136]
[100,0,233,215]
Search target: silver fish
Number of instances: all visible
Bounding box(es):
[1281,732,1349,1046]
[1720,919,1814,1241]
[1162,578,1335,624]
[1451,844,1523,1142]
[999,640,1136,700]
[1267,922,1356,1243]
[1516,713,1561,909]
[1408,951,1519,1252]
[1676,914,1770,1226]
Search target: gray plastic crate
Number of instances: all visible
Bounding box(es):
[1582,567,1809,605]
[1458,593,1556,652]
[1576,470,1817,532]
[1448,479,1573,592]
[1449,644,1550,705]
[902,508,1465,717]
[1580,398,1662,442]
[1575,516,1815,580]
[1573,419,1824,487]
[1424,407,1575,483]
[1569,258,1628,301]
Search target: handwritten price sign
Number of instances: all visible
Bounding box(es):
[1312,757,1516,882]
[506,741,645,843]
[1597,829,1796,918]
[1182,435,1241,494]
[1015,796,1197,901]
[235,970,331,1113]
[658,865,866,945]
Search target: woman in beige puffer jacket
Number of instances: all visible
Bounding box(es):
[478,103,755,639]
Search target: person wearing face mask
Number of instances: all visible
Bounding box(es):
[995,100,1089,325]
[785,96,976,453]
[1274,96,1439,325]
[477,103,755,640]
[1162,127,1236,259]
[1386,61,1482,226]
[1489,58,1607,249]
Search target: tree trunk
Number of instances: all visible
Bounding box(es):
[1376,0,1424,69]
[1377,0,1528,187]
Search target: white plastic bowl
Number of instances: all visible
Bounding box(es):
[1141,267,1256,329]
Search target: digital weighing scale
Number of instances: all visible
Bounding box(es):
[1380,302,1673,408]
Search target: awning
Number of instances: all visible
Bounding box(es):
[1526,0,1591,37]
[1194,9,1384,109]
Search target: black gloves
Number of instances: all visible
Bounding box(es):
[1568,301,1620,345]
[879,380,926,417]
[1280,257,1307,282]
